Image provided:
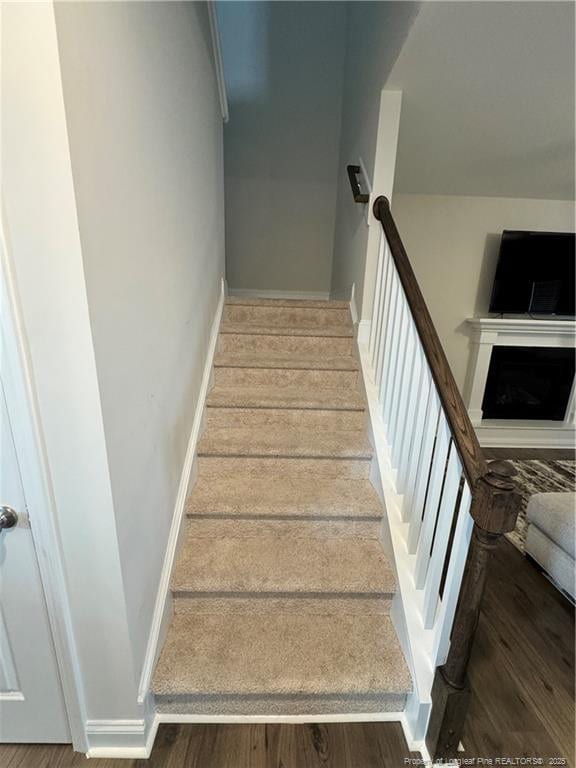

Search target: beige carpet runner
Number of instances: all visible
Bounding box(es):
[152,297,411,715]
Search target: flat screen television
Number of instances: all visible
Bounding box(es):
[489,230,576,316]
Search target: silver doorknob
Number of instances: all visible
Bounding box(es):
[0,506,18,531]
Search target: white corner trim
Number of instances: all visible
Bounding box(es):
[137,277,226,706]
[85,718,157,759]
[357,320,371,346]
[228,288,331,301]
[207,1,229,123]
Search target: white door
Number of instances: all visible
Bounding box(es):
[0,328,70,742]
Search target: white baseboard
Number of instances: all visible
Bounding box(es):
[136,278,225,710]
[86,709,422,760]
[228,288,330,301]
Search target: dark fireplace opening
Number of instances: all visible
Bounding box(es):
[482,346,575,421]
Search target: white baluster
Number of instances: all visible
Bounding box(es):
[398,362,432,501]
[374,242,391,384]
[377,265,399,397]
[386,302,410,452]
[382,294,406,428]
[395,344,425,491]
[414,414,451,588]
[390,318,417,462]
[421,448,463,628]
[430,482,473,666]
[406,390,441,551]
[368,234,385,362]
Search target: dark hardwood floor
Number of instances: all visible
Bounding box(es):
[2,449,574,767]
[0,722,419,767]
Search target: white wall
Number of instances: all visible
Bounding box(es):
[54,0,225,684]
[2,0,224,733]
[218,1,347,294]
[1,1,140,724]
[330,2,420,313]
[392,194,576,393]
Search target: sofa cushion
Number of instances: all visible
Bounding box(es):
[525,525,575,599]
[526,492,576,559]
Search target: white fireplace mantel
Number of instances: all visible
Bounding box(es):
[464,316,576,448]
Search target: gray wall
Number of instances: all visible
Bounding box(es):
[218,1,347,294]
[55,0,225,682]
[330,1,420,311]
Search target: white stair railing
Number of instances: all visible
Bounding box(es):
[358,197,521,760]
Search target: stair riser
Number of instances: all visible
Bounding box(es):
[198,444,371,460]
[214,354,359,372]
[173,596,391,615]
[154,694,408,716]
[184,518,381,538]
[205,407,366,432]
[223,305,351,328]
[213,367,358,390]
[218,334,354,357]
[197,457,371,479]
[226,298,349,309]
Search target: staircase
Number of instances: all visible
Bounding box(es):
[151,297,411,717]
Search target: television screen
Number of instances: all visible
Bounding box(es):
[489,230,576,316]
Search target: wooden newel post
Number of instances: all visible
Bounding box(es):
[426,460,522,759]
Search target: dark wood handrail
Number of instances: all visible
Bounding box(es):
[372,196,487,488]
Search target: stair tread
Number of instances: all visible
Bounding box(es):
[220,322,353,338]
[226,297,349,309]
[152,611,411,697]
[214,352,359,371]
[198,426,372,460]
[206,385,365,411]
[187,475,383,518]
[172,532,394,596]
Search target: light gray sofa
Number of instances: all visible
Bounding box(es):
[525,492,575,600]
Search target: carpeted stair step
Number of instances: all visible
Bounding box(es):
[197,426,373,460]
[214,351,359,371]
[184,517,381,539]
[151,296,411,721]
[205,406,366,431]
[206,385,365,411]
[226,297,349,309]
[223,303,351,328]
[218,333,354,357]
[152,611,411,715]
[172,594,390,616]
[171,530,395,598]
[197,456,372,479]
[220,322,353,338]
[213,366,358,390]
[186,473,383,519]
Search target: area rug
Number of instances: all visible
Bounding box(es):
[506,459,575,552]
